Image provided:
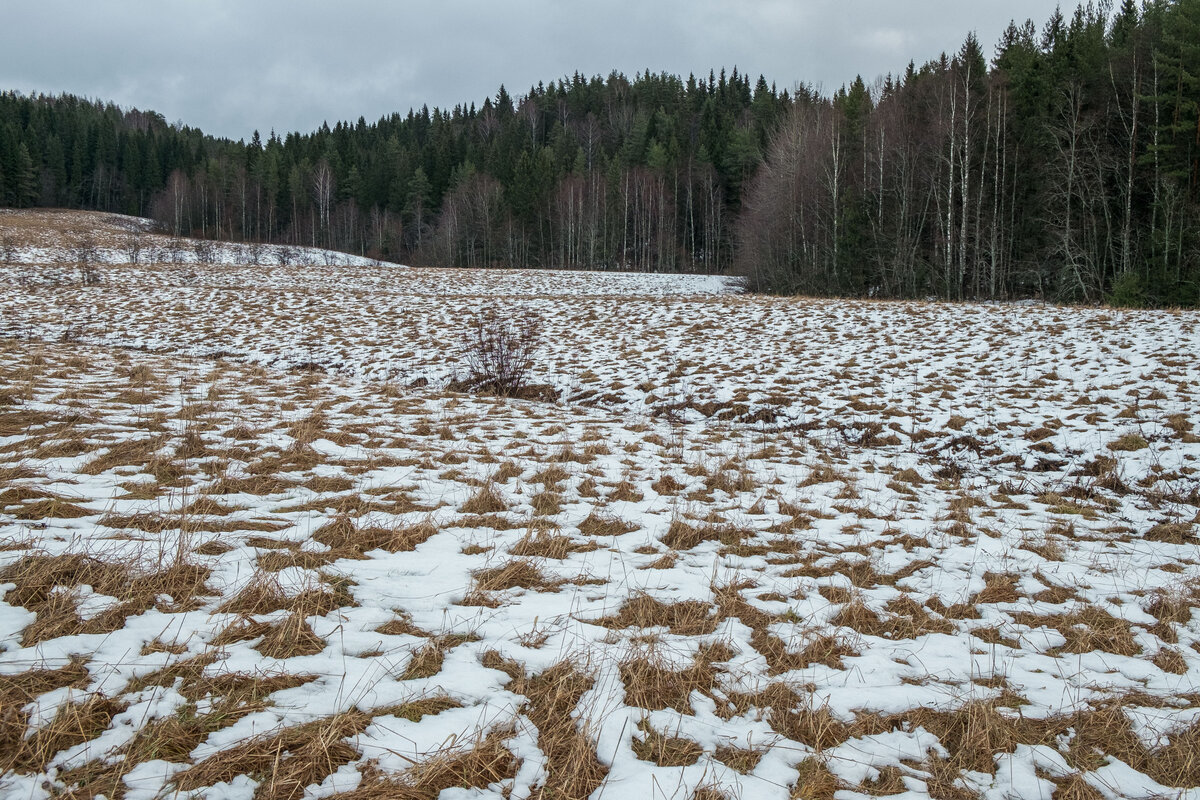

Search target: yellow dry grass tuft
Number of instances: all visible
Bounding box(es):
[255,613,327,659]
[631,718,704,766]
[0,551,212,645]
[1012,605,1141,656]
[473,559,561,593]
[6,693,126,774]
[619,648,722,714]
[330,726,519,800]
[400,634,478,680]
[492,659,609,799]
[577,511,639,537]
[597,593,719,636]
[172,710,373,800]
[0,657,92,771]
[313,515,440,555]
[460,484,509,514]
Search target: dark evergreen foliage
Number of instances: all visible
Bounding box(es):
[0,68,781,273]
[738,0,1200,306]
[1,1,1197,305]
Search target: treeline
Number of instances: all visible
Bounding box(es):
[739,0,1200,305]
[0,68,786,272]
[2,1,1198,305]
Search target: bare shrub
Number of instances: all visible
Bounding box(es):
[0,234,16,263]
[166,236,186,264]
[193,237,216,265]
[455,309,543,398]
[245,239,265,265]
[123,230,143,264]
[277,244,299,267]
[74,234,100,285]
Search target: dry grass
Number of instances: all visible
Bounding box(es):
[387,695,464,722]
[509,530,598,559]
[216,571,293,615]
[610,479,645,502]
[460,484,509,514]
[472,559,560,593]
[829,595,953,640]
[0,550,211,645]
[58,671,321,795]
[173,710,373,799]
[256,613,327,659]
[0,657,91,771]
[1152,647,1188,674]
[790,757,842,799]
[505,660,608,799]
[577,510,639,537]
[332,726,519,800]
[80,435,166,474]
[10,495,94,519]
[1012,605,1141,656]
[742,685,848,751]
[661,519,746,550]
[620,649,722,713]
[2,253,1199,798]
[597,593,719,636]
[376,613,432,638]
[1145,521,1196,544]
[900,700,1046,775]
[313,515,439,555]
[5,693,125,774]
[631,718,704,766]
[1108,433,1149,452]
[400,634,477,680]
[1050,774,1105,800]
[713,744,765,773]
[1145,590,1193,625]
[217,570,354,616]
[971,572,1022,604]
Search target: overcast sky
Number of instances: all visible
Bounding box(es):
[3,1,1066,141]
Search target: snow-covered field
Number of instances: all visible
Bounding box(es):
[1,212,1199,800]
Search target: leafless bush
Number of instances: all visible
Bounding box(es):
[74,235,101,285]
[123,231,144,265]
[245,239,265,265]
[1,235,17,267]
[0,235,24,286]
[457,309,543,397]
[193,238,215,265]
[277,244,298,267]
[166,237,186,264]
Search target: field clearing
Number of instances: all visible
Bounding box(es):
[1,212,1199,799]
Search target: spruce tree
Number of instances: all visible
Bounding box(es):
[14,143,38,207]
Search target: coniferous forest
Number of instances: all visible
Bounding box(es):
[1,0,1198,306]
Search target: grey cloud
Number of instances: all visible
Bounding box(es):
[1,0,1063,140]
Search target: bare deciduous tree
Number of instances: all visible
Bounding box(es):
[312,161,335,244]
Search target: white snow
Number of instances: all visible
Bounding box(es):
[0,215,1198,798]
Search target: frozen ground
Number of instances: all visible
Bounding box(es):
[0,212,1198,800]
